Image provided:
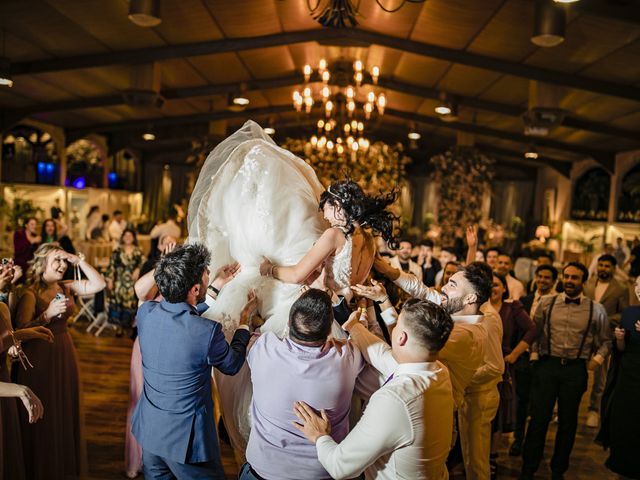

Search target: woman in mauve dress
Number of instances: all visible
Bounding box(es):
[14,243,105,480]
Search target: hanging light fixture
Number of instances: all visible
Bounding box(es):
[408,131,421,140]
[128,0,162,27]
[142,132,156,141]
[264,127,275,135]
[232,95,250,106]
[531,0,566,47]
[0,30,13,88]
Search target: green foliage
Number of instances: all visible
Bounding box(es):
[430,146,495,245]
[0,197,44,230]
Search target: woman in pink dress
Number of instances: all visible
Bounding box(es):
[14,243,105,480]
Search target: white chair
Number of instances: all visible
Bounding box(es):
[72,294,97,324]
[85,298,119,337]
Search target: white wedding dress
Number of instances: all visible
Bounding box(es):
[187,120,351,454]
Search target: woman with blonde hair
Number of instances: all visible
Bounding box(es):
[14,243,105,480]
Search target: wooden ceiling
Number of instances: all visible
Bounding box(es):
[1,0,640,172]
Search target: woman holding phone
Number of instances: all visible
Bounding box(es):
[14,243,105,480]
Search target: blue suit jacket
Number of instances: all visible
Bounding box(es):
[132,299,250,464]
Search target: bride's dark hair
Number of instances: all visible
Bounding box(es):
[319,179,398,247]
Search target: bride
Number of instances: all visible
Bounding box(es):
[187,120,397,456]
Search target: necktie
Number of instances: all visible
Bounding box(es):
[565,297,581,305]
[382,373,394,387]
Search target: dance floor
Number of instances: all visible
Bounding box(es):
[73,323,617,480]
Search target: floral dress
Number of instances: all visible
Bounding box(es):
[105,247,145,326]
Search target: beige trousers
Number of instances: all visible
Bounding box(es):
[458,387,500,480]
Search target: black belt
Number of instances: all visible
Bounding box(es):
[546,355,586,366]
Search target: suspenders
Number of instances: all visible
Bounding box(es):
[543,295,594,360]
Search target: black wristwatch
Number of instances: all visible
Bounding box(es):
[208,285,220,296]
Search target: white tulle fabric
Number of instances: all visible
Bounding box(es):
[187,120,349,454]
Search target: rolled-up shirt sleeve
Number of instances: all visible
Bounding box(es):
[315,389,410,480]
[380,306,398,326]
[348,323,397,378]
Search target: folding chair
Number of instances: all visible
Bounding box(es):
[71,294,97,324]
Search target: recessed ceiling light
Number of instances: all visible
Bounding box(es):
[128,0,162,27]
[233,96,250,106]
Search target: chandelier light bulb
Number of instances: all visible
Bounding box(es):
[327,140,334,150]
[322,86,330,99]
[347,100,356,115]
[303,87,311,98]
[376,93,386,115]
[305,96,313,113]
[322,70,330,84]
[337,144,344,154]
[318,136,327,148]
[351,141,359,151]
[371,66,380,84]
[325,100,333,117]
[347,136,354,145]
[325,122,332,131]
[346,86,355,99]
[303,64,312,82]
[364,102,373,119]
[358,122,364,132]
[354,71,363,86]
[344,123,351,133]
[367,91,376,103]
[311,135,318,146]
[319,58,327,73]
[317,119,325,129]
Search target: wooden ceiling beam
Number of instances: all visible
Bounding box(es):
[10,73,639,143]
[10,29,640,102]
[66,103,612,167]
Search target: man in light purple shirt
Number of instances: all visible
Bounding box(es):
[240,289,365,480]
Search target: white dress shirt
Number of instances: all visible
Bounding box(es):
[316,323,453,480]
[466,303,504,392]
[150,219,182,240]
[108,219,126,241]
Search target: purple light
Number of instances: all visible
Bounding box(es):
[72,177,86,189]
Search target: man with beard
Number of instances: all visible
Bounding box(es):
[357,260,502,480]
[132,243,257,480]
[390,239,423,281]
[583,254,629,428]
[520,262,611,480]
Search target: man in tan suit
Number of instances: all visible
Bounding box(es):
[583,253,629,428]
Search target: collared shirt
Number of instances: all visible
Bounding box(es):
[438,321,485,409]
[318,323,453,480]
[451,303,505,393]
[247,332,364,480]
[594,281,609,303]
[531,293,612,360]
[390,256,423,282]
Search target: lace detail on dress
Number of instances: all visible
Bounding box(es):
[325,235,353,298]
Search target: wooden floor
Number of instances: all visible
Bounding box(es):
[73,321,618,480]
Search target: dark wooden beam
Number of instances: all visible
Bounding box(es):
[10,29,640,102]
[11,72,639,143]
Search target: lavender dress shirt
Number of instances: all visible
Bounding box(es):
[246,332,365,480]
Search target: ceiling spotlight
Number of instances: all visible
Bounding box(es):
[524,147,539,159]
[128,0,162,27]
[408,132,421,140]
[142,132,156,141]
[264,127,275,135]
[531,0,566,47]
[435,92,453,116]
[232,95,250,106]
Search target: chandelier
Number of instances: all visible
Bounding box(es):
[307,0,428,28]
[292,59,386,121]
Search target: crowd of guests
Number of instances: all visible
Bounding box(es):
[1,207,639,480]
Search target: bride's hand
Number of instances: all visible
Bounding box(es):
[211,262,240,290]
[239,290,259,326]
[259,257,273,277]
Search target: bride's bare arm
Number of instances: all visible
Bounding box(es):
[260,228,341,284]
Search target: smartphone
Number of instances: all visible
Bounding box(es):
[54,293,66,302]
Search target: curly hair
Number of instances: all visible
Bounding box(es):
[26,243,65,293]
[319,179,398,248]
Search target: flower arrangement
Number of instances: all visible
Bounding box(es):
[430,146,495,245]
[280,137,410,194]
[66,139,102,168]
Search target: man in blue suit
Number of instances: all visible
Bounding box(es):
[132,243,256,479]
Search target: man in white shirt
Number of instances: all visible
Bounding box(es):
[108,210,127,242]
[495,254,525,300]
[389,239,423,281]
[150,210,182,241]
[293,300,455,480]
